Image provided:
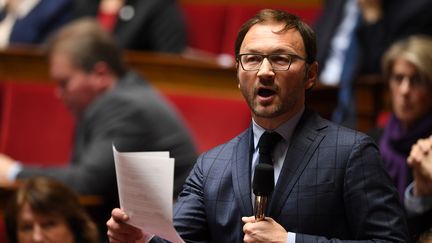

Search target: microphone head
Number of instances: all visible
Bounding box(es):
[253,163,274,196]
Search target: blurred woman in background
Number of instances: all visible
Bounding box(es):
[4,176,99,243]
[377,35,432,202]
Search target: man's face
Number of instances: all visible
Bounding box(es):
[50,52,100,117]
[390,58,432,128]
[237,22,316,129]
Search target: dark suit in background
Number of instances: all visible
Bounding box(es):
[314,0,432,128]
[17,71,197,242]
[1,0,72,46]
[357,0,432,74]
[18,71,196,198]
[73,0,187,53]
[314,0,348,75]
[315,0,432,76]
[159,109,409,242]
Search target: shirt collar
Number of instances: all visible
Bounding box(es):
[252,107,305,150]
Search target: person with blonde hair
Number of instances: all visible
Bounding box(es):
[376,35,432,202]
[4,176,99,243]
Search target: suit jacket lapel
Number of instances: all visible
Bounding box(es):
[268,110,327,219]
[232,127,254,217]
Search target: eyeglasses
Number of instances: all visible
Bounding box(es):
[237,53,306,71]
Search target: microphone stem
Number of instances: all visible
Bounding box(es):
[254,195,268,221]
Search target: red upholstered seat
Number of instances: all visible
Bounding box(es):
[181,4,227,54]
[0,81,249,161]
[0,217,5,243]
[220,5,322,57]
[164,92,251,153]
[220,5,262,57]
[0,82,74,165]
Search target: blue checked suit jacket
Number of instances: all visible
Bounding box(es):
[154,108,409,242]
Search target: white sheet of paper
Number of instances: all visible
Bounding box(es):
[113,146,184,243]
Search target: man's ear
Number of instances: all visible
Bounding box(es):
[91,61,113,89]
[304,61,318,90]
[236,62,241,89]
[92,61,109,77]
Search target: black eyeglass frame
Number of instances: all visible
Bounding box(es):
[237,53,306,71]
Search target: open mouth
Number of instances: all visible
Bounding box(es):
[258,87,276,98]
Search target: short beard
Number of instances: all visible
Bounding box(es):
[250,98,284,118]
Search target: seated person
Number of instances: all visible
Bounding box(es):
[0,18,197,241]
[4,176,99,243]
[405,135,432,242]
[369,35,432,202]
[315,0,432,127]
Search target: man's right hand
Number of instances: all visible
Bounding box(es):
[107,208,146,242]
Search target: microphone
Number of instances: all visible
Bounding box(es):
[252,163,274,221]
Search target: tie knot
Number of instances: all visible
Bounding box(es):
[258,132,282,157]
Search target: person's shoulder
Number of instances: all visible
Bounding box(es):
[302,109,366,135]
[305,112,374,144]
[110,72,155,99]
[200,128,250,157]
[326,120,373,141]
[119,71,150,87]
[366,126,384,144]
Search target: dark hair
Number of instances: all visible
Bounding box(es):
[5,177,99,243]
[234,9,317,64]
[47,18,127,76]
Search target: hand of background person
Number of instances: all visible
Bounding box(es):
[357,0,383,23]
[107,208,154,243]
[407,136,432,197]
[242,216,288,243]
[0,153,17,184]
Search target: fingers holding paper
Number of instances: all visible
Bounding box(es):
[107,208,146,242]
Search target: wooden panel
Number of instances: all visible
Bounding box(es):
[355,75,389,132]
[125,50,240,98]
[0,45,337,119]
[0,45,49,82]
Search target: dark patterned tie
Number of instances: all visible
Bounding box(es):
[253,132,282,219]
[258,132,282,165]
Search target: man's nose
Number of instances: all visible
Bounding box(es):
[257,58,275,77]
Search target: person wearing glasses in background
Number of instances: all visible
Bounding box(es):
[106,9,408,242]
